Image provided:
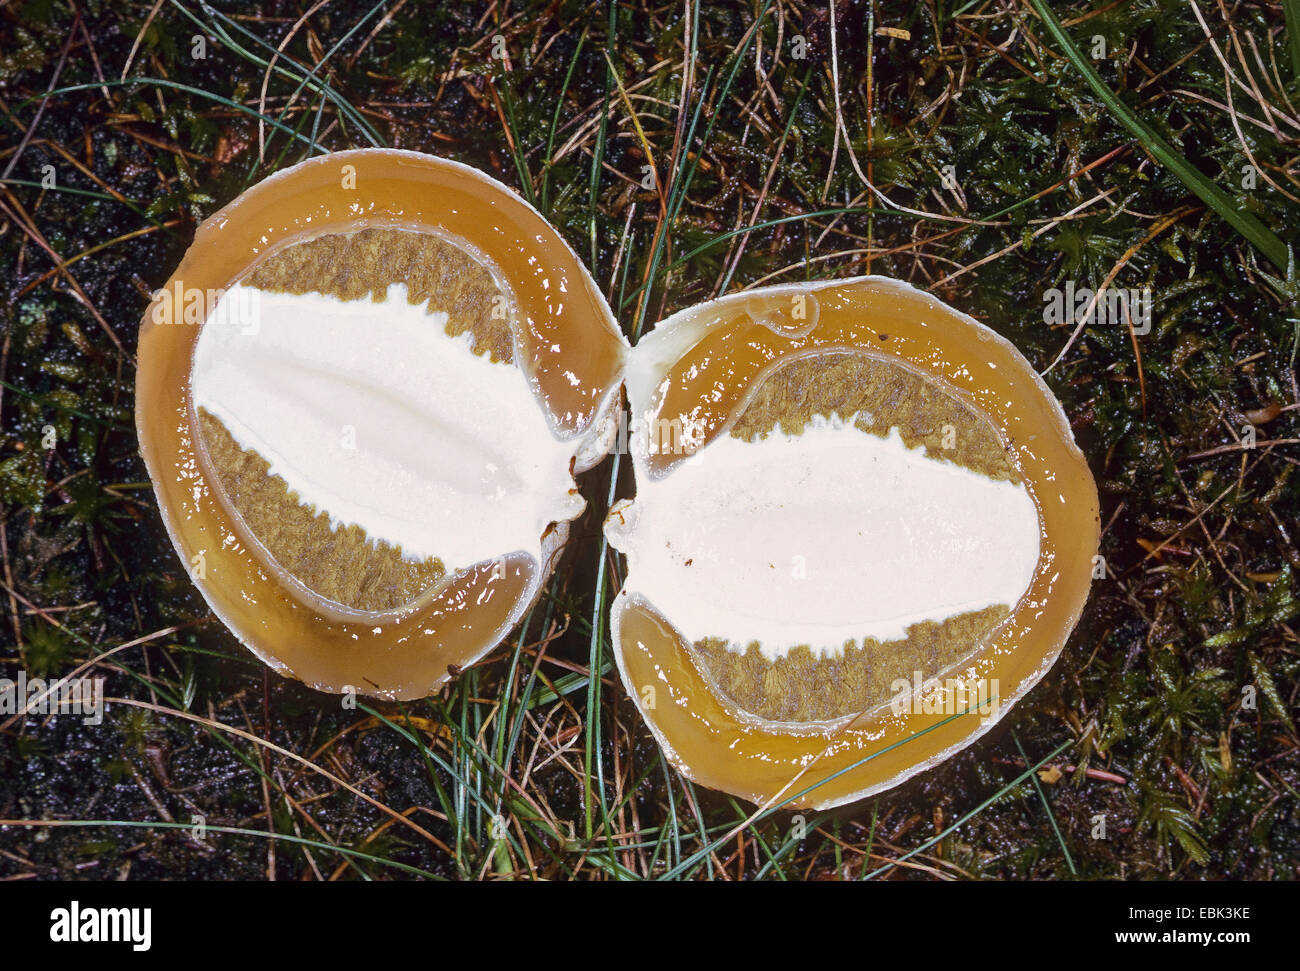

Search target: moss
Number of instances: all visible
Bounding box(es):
[0,0,1296,880]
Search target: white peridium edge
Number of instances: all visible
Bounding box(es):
[182,147,630,455]
[608,276,1092,809]
[624,274,1079,453]
[141,149,630,696]
[192,282,586,572]
[605,413,1041,660]
[610,584,1066,811]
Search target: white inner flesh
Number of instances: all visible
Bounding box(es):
[607,415,1041,660]
[191,283,584,571]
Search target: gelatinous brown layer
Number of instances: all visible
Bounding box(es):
[694,604,1010,723]
[149,149,625,434]
[613,277,1099,809]
[644,287,1037,481]
[245,226,513,362]
[729,351,1019,484]
[198,408,446,613]
[137,150,623,698]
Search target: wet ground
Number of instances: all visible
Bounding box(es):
[0,0,1297,879]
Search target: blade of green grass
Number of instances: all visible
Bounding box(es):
[540,27,589,215]
[856,800,880,880]
[1285,0,1300,82]
[494,65,536,208]
[0,818,440,879]
[1012,728,1076,876]
[861,739,1073,880]
[659,692,1019,880]
[181,0,385,150]
[1026,0,1288,270]
[26,79,320,150]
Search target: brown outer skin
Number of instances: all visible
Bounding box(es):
[610,276,1100,810]
[136,149,626,700]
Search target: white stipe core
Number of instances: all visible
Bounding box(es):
[606,416,1041,660]
[191,283,584,570]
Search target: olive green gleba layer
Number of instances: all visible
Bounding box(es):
[195,226,518,612]
[728,351,1020,484]
[246,226,515,361]
[199,408,447,612]
[690,350,1023,723]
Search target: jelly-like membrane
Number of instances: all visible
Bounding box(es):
[608,277,1098,809]
[137,150,627,699]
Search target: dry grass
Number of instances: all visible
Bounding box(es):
[0,0,1297,880]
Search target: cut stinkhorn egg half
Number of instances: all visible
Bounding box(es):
[605,278,1098,810]
[137,149,627,699]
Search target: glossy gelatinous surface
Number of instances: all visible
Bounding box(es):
[137,149,628,699]
[606,277,1099,809]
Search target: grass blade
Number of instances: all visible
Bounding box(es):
[1286,0,1300,82]
[1026,0,1288,270]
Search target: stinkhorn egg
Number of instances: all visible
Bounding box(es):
[605,277,1098,809]
[137,149,627,699]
